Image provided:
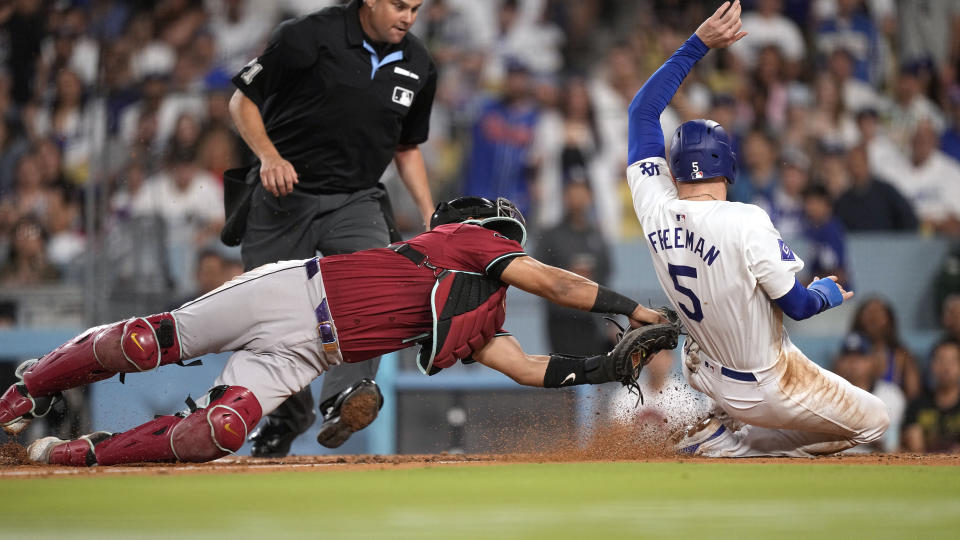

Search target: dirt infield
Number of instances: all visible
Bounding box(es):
[1,440,957,478]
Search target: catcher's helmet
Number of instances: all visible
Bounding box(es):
[668,119,737,184]
[430,196,527,246]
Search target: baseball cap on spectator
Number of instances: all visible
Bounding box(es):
[840,332,872,356]
[504,57,530,74]
[782,148,810,171]
[899,58,934,78]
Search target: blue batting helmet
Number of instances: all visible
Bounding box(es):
[668,119,737,184]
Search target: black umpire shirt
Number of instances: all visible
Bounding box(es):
[232,0,437,194]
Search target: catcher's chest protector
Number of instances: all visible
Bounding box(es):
[390,243,507,375]
[420,270,507,374]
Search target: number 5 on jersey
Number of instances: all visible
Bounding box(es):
[668,263,704,322]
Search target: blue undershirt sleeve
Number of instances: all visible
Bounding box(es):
[774,278,827,321]
[627,34,710,164]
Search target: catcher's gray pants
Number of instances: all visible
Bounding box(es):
[242,185,390,434]
[172,259,343,416]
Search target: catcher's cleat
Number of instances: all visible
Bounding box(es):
[316,379,383,449]
[27,431,113,466]
[0,359,60,435]
[671,416,731,455]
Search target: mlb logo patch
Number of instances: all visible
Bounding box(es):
[778,239,796,261]
[676,214,686,223]
[692,170,703,179]
[392,86,414,107]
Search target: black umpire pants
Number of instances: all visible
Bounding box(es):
[242,184,391,440]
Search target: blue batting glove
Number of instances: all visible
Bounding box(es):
[808,278,844,312]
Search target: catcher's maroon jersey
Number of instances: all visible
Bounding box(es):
[319,223,525,362]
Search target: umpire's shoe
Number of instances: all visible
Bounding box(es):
[249,387,318,458]
[316,379,384,449]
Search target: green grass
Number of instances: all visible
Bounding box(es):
[1,462,958,539]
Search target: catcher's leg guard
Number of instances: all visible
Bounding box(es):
[20,313,182,398]
[93,385,262,466]
[0,359,58,434]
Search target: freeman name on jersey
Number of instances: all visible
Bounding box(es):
[646,226,721,266]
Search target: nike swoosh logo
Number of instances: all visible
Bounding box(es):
[130,333,145,352]
[562,373,576,385]
[224,423,239,437]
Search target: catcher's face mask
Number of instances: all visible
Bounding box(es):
[431,196,527,246]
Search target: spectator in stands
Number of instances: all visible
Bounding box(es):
[0,215,60,287]
[44,188,84,273]
[30,69,91,184]
[941,90,960,164]
[128,143,223,294]
[855,108,908,187]
[731,128,780,204]
[888,62,946,150]
[208,0,274,74]
[852,297,923,400]
[814,0,881,85]
[941,295,960,343]
[1,0,46,106]
[128,144,223,234]
[897,120,960,236]
[730,0,806,73]
[534,76,601,229]
[827,47,887,115]
[808,73,859,151]
[0,120,29,198]
[4,152,53,225]
[750,45,789,133]
[902,339,960,453]
[536,180,612,357]
[168,247,229,310]
[801,183,849,288]
[834,144,918,232]
[896,0,960,71]
[834,332,906,452]
[769,149,809,242]
[463,58,540,216]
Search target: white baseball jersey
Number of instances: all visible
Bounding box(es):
[627,157,804,372]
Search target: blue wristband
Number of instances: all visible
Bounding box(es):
[808,278,844,312]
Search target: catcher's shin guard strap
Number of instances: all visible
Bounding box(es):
[543,354,609,387]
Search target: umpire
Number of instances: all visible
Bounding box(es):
[226,0,437,456]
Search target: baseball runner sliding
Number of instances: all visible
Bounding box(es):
[626,1,889,456]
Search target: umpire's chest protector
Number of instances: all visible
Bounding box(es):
[417,270,508,375]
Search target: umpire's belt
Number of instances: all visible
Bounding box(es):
[704,360,757,382]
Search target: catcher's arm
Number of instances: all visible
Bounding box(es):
[473,335,549,387]
[498,255,664,326]
[473,323,680,393]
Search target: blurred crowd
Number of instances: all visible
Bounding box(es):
[0,0,959,452]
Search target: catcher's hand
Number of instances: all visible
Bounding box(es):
[609,321,680,403]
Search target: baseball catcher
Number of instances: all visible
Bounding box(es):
[0,196,678,466]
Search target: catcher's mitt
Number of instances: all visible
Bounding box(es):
[606,308,682,404]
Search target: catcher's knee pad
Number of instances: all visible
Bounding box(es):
[170,385,263,462]
[94,313,182,373]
